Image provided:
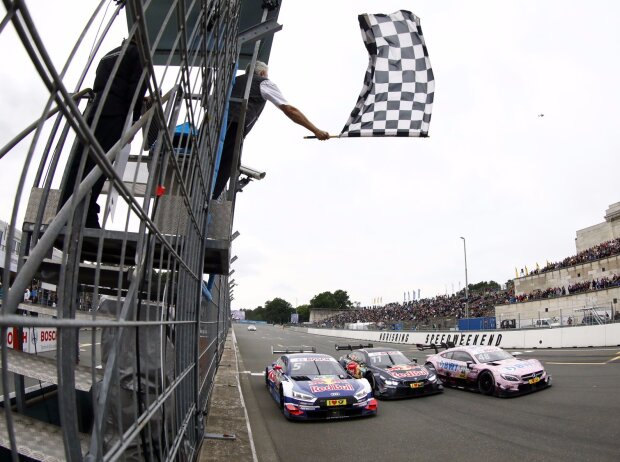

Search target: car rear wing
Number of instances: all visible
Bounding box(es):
[334,343,374,351]
[415,341,455,354]
[271,346,316,354]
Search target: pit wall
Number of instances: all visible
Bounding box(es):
[300,324,620,349]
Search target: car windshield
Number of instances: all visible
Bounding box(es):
[474,350,514,363]
[368,351,411,367]
[290,360,346,377]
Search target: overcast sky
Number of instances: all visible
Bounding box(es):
[1,1,619,310]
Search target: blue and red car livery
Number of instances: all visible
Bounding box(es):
[265,347,377,420]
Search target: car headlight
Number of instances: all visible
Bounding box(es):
[354,388,369,399]
[427,373,437,382]
[292,390,315,402]
[383,379,399,386]
[500,373,520,382]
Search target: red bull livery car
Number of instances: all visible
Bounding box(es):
[421,343,552,397]
[336,344,443,399]
[265,347,378,420]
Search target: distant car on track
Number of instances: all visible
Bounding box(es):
[336,344,443,399]
[265,346,377,420]
[421,343,551,397]
[247,324,257,331]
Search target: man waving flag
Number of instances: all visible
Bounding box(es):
[340,10,435,137]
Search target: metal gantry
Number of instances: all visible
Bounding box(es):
[0,0,281,460]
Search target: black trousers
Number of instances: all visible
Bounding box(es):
[211,121,240,200]
[60,115,126,225]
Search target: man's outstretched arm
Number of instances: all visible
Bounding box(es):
[278,104,330,140]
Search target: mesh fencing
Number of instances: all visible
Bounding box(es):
[0,1,242,459]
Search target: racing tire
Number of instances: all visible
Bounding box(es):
[478,371,495,395]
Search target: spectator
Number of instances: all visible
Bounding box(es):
[59,37,148,228]
[520,238,620,278]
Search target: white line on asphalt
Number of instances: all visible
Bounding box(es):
[232,329,259,462]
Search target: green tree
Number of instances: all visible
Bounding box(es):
[296,304,310,322]
[333,290,352,309]
[310,291,338,309]
[245,305,265,321]
[264,298,294,324]
[468,280,501,293]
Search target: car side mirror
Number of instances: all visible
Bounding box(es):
[411,358,418,364]
[466,362,474,369]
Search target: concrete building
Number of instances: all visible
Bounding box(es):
[0,219,21,275]
[576,202,620,252]
[496,201,620,324]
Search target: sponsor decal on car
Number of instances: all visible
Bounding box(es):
[500,360,539,372]
[290,357,335,362]
[438,361,468,378]
[309,377,354,393]
[386,364,427,378]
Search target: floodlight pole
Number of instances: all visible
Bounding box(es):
[460,237,469,319]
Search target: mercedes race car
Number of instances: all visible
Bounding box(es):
[421,343,552,397]
[336,344,443,399]
[265,346,377,420]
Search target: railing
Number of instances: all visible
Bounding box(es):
[0,1,239,460]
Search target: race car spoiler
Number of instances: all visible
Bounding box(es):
[416,341,455,354]
[335,343,373,351]
[271,346,316,354]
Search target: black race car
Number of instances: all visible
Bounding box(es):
[336,344,443,399]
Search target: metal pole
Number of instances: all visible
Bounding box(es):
[460,237,469,319]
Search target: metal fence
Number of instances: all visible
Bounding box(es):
[496,305,619,329]
[0,0,253,459]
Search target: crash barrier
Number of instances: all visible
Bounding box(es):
[304,323,620,349]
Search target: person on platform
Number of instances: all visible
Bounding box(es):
[212,61,330,199]
[60,37,148,228]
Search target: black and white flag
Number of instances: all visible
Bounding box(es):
[340,10,434,137]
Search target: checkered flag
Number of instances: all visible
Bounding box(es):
[340,10,434,137]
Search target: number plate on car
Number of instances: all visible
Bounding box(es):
[410,382,423,388]
[528,377,541,384]
[326,399,346,406]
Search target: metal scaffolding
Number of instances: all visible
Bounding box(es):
[0,0,281,459]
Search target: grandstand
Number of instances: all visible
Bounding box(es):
[318,204,620,330]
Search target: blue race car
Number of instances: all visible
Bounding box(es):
[265,346,378,420]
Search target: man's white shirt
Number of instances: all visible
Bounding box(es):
[260,80,288,107]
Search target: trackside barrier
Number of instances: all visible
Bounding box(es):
[305,324,620,349]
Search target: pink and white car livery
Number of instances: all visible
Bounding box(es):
[422,344,552,397]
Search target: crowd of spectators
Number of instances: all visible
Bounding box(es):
[524,238,620,277]
[319,290,505,329]
[320,273,620,328]
[502,274,620,303]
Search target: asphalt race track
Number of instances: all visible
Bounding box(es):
[234,324,620,462]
